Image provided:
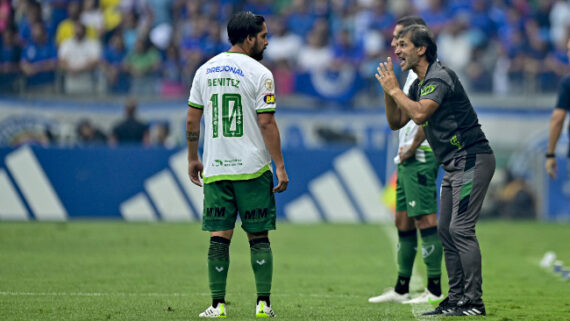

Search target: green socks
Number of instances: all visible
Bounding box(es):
[208,236,230,301]
[250,237,273,297]
[396,227,443,295]
[420,227,443,295]
[208,236,273,303]
[396,229,417,293]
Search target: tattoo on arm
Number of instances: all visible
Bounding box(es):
[186,131,200,142]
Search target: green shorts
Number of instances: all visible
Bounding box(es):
[202,170,276,233]
[395,152,439,217]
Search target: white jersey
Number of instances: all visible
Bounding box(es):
[188,52,276,183]
[394,70,432,164]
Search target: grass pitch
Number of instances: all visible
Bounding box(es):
[1,221,569,320]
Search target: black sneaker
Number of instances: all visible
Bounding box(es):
[443,298,486,316]
[422,297,457,316]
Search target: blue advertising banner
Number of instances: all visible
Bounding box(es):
[0,145,394,222]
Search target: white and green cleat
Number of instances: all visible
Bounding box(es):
[368,288,411,303]
[256,301,275,318]
[199,303,227,318]
[402,289,444,304]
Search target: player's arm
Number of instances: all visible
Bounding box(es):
[399,125,427,162]
[545,108,567,179]
[257,112,289,193]
[186,106,204,186]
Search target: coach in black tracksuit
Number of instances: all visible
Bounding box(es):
[376,24,495,317]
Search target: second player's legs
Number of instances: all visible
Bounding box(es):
[395,210,417,294]
[414,214,443,296]
[401,156,442,296]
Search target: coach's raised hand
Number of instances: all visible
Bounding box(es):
[375,57,400,97]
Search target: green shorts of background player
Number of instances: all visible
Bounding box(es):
[369,148,444,304]
[202,171,278,318]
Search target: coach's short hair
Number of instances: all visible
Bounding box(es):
[227,11,265,45]
[396,16,427,28]
[398,24,438,63]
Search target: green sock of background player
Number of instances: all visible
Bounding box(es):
[396,229,417,294]
[250,237,273,305]
[420,227,443,296]
[208,236,230,307]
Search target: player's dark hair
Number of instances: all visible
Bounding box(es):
[396,16,427,28]
[227,11,265,45]
[398,24,438,63]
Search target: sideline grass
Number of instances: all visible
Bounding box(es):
[1,221,569,320]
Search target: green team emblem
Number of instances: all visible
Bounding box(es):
[420,84,436,97]
[450,135,463,150]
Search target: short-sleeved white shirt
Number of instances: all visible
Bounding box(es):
[188,52,276,183]
[394,70,432,164]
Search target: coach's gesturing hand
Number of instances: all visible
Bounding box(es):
[375,57,401,97]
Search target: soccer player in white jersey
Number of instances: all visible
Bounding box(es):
[187,11,289,318]
[368,16,443,305]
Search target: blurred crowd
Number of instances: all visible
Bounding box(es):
[0,0,569,100]
[3,98,175,148]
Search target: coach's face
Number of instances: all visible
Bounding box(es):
[250,23,268,61]
[395,33,422,72]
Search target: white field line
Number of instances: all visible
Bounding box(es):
[381,224,440,321]
[0,291,365,299]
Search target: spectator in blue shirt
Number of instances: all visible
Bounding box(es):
[102,31,129,93]
[332,29,364,67]
[285,0,316,37]
[468,0,496,43]
[419,0,450,35]
[200,23,226,58]
[17,0,44,45]
[0,27,21,92]
[20,21,57,88]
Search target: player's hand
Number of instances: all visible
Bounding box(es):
[375,57,400,96]
[545,157,557,179]
[273,166,289,193]
[188,160,204,187]
[399,145,414,162]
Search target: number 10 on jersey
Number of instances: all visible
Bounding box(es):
[209,93,244,138]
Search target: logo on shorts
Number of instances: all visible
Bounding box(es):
[215,266,224,272]
[422,245,435,258]
[408,200,416,208]
[244,208,268,220]
[256,259,266,265]
[205,207,226,217]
